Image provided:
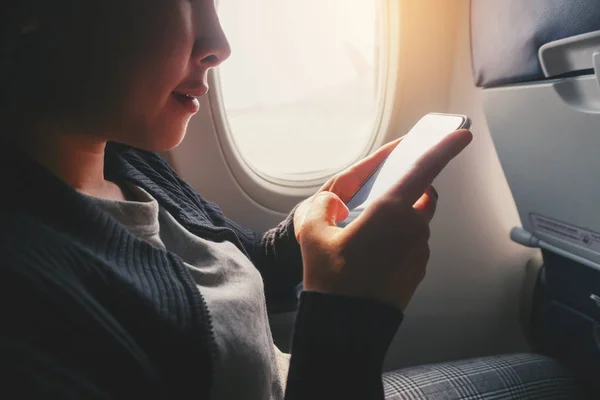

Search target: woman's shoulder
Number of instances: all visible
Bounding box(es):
[0,213,91,308]
[0,212,84,265]
[0,211,55,243]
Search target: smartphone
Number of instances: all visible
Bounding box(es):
[338,113,471,227]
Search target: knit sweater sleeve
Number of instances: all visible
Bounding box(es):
[285,291,404,399]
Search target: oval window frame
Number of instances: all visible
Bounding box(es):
[208,0,402,212]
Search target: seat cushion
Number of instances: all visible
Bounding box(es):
[471,0,600,88]
[383,353,590,399]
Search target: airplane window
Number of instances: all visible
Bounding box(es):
[217,0,385,181]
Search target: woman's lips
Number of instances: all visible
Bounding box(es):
[171,86,208,113]
[172,92,201,113]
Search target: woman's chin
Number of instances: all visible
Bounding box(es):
[153,132,187,152]
[128,128,188,153]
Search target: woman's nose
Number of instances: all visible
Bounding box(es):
[192,37,231,69]
[191,16,232,69]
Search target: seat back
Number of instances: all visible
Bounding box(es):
[472,0,600,388]
[473,0,600,269]
[472,0,600,88]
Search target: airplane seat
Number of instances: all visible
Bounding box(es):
[382,353,585,399]
[472,0,600,393]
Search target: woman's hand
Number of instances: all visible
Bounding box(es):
[293,136,406,238]
[293,130,472,310]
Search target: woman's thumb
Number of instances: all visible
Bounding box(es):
[299,192,348,243]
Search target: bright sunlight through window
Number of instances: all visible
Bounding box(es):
[217,0,384,181]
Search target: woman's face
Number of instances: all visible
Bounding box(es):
[27,0,231,151]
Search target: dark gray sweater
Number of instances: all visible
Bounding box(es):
[0,140,403,399]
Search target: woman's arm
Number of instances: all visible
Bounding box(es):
[285,292,403,399]
[0,259,166,400]
[176,187,403,399]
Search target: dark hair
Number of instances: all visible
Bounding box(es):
[0,1,51,66]
[1,1,170,133]
[0,1,118,126]
[0,3,29,80]
[0,2,57,114]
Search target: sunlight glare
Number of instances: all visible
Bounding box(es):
[217,0,381,178]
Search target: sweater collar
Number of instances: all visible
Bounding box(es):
[0,139,161,251]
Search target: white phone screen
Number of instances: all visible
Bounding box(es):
[339,113,470,226]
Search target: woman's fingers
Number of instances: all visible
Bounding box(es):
[386,129,472,206]
[323,137,405,203]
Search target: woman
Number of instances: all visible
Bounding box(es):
[1,1,578,400]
